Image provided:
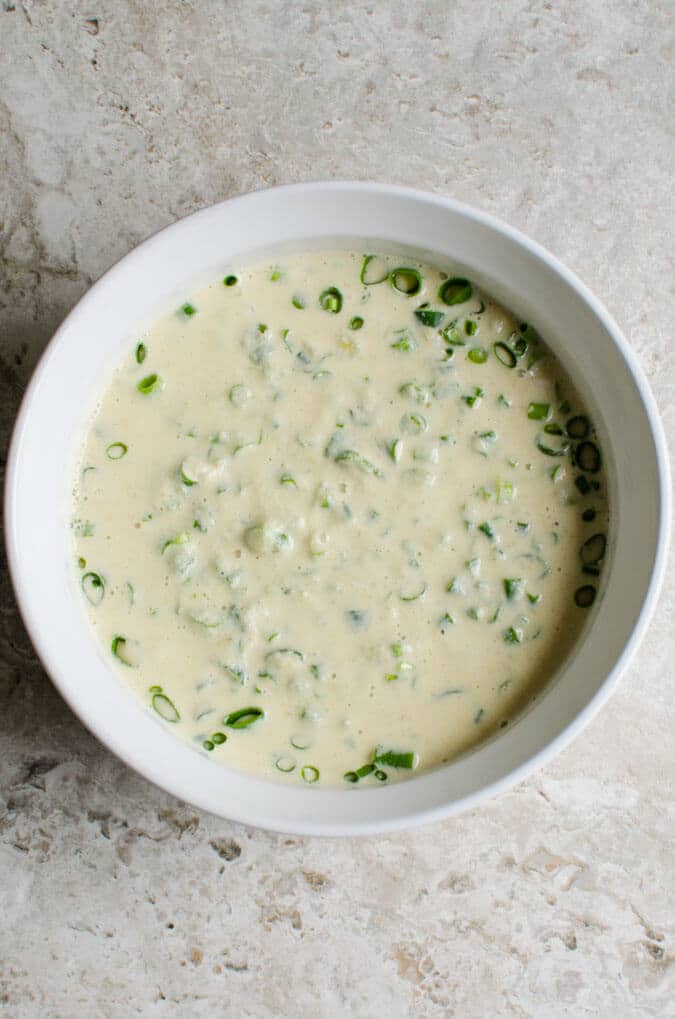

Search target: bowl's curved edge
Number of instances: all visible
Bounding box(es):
[4,181,671,836]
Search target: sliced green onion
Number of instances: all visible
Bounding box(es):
[181,302,197,316]
[292,294,306,309]
[464,320,478,336]
[224,706,264,729]
[135,342,147,364]
[399,381,431,405]
[575,475,591,495]
[503,578,523,600]
[334,449,383,476]
[212,732,226,745]
[344,771,358,783]
[527,402,550,421]
[503,626,522,644]
[567,415,590,439]
[467,347,488,364]
[574,584,596,608]
[275,756,296,773]
[581,533,606,565]
[319,287,343,313]
[441,322,466,346]
[399,582,427,602]
[356,764,375,779]
[478,522,494,539]
[180,462,198,487]
[279,473,297,487]
[228,383,252,407]
[152,691,180,723]
[77,556,86,569]
[536,434,571,457]
[223,274,238,287]
[203,740,214,751]
[161,532,190,553]
[438,277,472,305]
[462,386,484,408]
[105,441,128,460]
[301,765,320,783]
[111,635,140,666]
[373,747,416,769]
[360,254,388,285]
[374,769,388,782]
[414,304,445,327]
[82,571,105,605]
[575,441,602,473]
[582,507,597,523]
[137,373,162,395]
[390,329,416,352]
[265,647,304,661]
[349,316,364,330]
[390,267,422,295]
[387,438,402,462]
[493,342,516,367]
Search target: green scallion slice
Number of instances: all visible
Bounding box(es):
[399,582,427,602]
[105,441,128,460]
[319,287,343,313]
[82,571,105,606]
[503,578,523,600]
[135,342,147,364]
[223,274,238,287]
[373,747,416,769]
[390,267,422,295]
[224,706,264,729]
[467,347,488,364]
[349,315,364,330]
[344,771,359,783]
[502,626,522,644]
[566,415,590,439]
[275,755,296,773]
[493,342,516,368]
[527,402,550,421]
[111,635,140,667]
[580,533,606,565]
[414,304,445,327]
[574,584,596,608]
[536,434,571,457]
[438,277,472,305]
[360,254,389,285]
[137,373,162,395]
[181,302,197,316]
[301,765,320,783]
[292,294,306,309]
[575,441,602,473]
[582,507,597,523]
[151,690,180,723]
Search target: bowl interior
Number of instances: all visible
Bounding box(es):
[5,184,669,834]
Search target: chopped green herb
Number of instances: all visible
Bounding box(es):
[414,304,445,327]
[467,347,488,364]
[223,274,238,287]
[390,267,422,295]
[224,706,264,729]
[349,316,364,330]
[137,373,162,395]
[527,402,550,421]
[135,342,147,364]
[181,303,197,316]
[319,287,343,313]
[438,277,472,305]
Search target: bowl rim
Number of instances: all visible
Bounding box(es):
[4,181,671,835]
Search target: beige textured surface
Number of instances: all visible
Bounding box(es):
[0,2,673,1016]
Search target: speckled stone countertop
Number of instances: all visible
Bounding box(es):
[0,2,673,1016]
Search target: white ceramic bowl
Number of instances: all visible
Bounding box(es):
[5,183,670,835]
